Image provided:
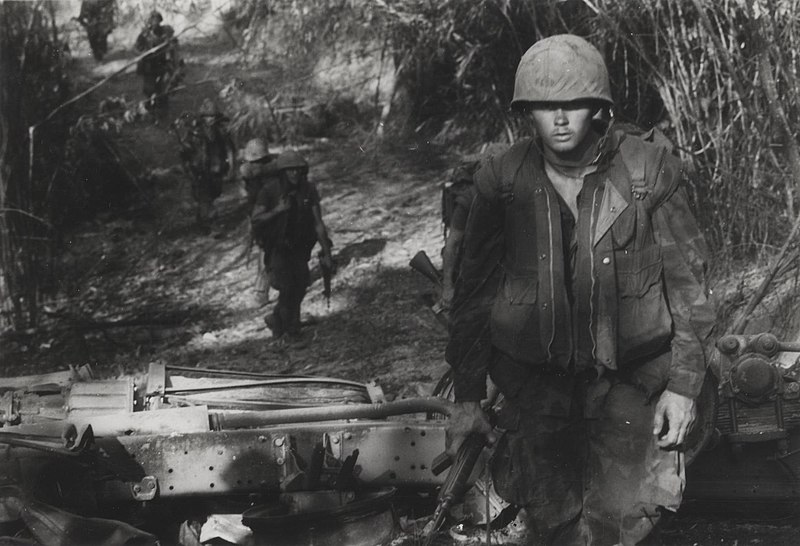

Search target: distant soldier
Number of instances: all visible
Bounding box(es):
[77,0,115,60]
[240,138,280,301]
[175,99,236,226]
[239,138,279,213]
[251,150,333,337]
[134,10,180,113]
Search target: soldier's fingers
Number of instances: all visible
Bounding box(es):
[652,409,665,437]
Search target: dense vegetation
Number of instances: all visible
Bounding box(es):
[3,0,800,335]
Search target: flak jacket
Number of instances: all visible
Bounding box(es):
[446,126,715,403]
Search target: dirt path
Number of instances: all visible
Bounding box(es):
[2,38,452,401]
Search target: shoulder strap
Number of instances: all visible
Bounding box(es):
[616,131,676,211]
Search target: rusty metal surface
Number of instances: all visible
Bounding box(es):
[95,421,446,501]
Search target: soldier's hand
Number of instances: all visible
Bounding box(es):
[446,401,495,458]
[653,390,696,449]
[275,197,291,212]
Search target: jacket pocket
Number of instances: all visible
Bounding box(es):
[616,245,663,297]
[491,272,544,362]
[616,245,673,362]
[502,273,538,305]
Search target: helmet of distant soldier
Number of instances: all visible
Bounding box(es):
[242,138,271,162]
[147,10,163,25]
[511,34,612,109]
[276,150,309,173]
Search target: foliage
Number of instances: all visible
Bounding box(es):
[233,0,800,260]
[0,1,72,330]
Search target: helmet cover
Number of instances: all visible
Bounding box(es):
[276,150,309,172]
[243,138,271,162]
[511,34,612,108]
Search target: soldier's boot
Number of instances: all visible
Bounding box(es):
[264,311,284,337]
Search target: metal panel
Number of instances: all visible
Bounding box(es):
[68,379,134,417]
[98,420,446,501]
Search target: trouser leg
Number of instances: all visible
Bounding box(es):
[269,252,309,336]
[490,361,588,546]
[510,417,587,546]
[584,382,684,546]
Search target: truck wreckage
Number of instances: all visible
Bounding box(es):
[1,332,799,545]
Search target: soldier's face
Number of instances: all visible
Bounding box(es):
[527,101,597,155]
[284,169,306,187]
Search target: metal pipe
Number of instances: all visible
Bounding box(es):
[164,377,368,394]
[211,397,455,429]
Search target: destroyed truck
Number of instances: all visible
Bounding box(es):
[1,332,800,545]
[0,363,464,545]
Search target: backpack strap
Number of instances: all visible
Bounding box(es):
[616,131,679,249]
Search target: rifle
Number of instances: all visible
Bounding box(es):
[424,432,487,546]
[409,250,448,326]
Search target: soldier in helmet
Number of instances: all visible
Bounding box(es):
[239,138,279,300]
[250,150,333,337]
[444,35,714,545]
[134,10,179,113]
[77,0,116,60]
[175,99,236,226]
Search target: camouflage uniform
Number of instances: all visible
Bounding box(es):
[78,0,115,60]
[178,100,236,225]
[446,35,714,546]
[134,11,179,112]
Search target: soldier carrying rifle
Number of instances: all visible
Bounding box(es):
[249,150,334,338]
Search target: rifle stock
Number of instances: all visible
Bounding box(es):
[409,250,443,288]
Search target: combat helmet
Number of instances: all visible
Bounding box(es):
[511,34,612,109]
[276,150,309,173]
[147,10,163,25]
[242,138,271,162]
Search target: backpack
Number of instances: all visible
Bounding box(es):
[441,160,480,232]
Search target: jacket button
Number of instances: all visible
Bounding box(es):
[610,206,616,212]
[534,187,543,194]
[539,253,547,260]
[602,257,611,265]
[542,303,548,310]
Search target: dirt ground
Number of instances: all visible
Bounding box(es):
[2,29,799,546]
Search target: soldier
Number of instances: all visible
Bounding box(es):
[239,138,280,301]
[445,34,715,545]
[77,0,115,61]
[134,10,179,113]
[251,151,333,338]
[176,99,236,227]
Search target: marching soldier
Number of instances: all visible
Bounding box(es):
[134,10,180,114]
[251,151,333,338]
[175,100,236,227]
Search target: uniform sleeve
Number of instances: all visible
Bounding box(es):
[653,158,716,399]
[445,160,505,401]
